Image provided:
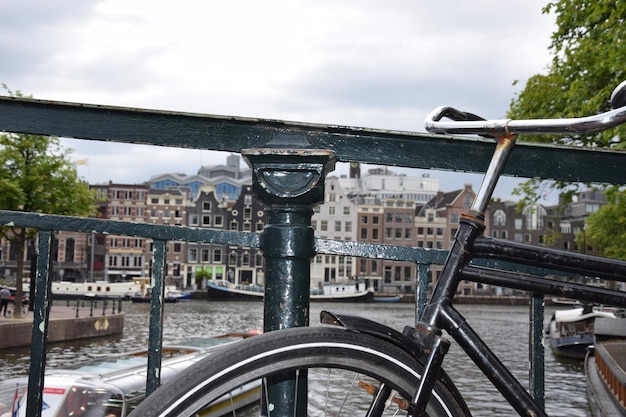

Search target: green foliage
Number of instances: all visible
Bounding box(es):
[509,0,626,202]
[585,187,626,260]
[0,85,96,317]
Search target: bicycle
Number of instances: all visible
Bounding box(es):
[129,81,626,417]
[5,300,29,319]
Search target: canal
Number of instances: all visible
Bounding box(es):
[0,300,590,416]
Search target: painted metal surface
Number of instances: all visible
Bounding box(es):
[2,96,626,184]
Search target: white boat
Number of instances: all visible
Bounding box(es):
[546,306,616,359]
[50,278,178,300]
[206,279,375,302]
[0,332,261,417]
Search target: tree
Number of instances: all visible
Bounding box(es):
[0,86,95,318]
[508,0,626,257]
[584,188,626,260]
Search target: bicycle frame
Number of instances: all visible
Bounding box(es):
[407,81,626,416]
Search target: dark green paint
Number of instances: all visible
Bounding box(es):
[2,96,626,185]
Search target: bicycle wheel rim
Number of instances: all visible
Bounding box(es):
[130,327,468,417]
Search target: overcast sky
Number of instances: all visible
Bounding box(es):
[1,0,557,202]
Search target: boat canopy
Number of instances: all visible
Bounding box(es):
[554,307,616,323]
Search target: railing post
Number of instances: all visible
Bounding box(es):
[244,147,336,416]
[529,293,545,410]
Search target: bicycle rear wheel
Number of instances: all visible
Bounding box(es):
[129,326,470,417]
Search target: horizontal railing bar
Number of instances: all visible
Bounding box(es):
[2,97,626,184]
[0,210,260,247]
[315,238,448,264]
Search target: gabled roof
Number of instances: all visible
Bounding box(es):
[415,189,463,216]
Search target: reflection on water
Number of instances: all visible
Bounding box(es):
[0,301,590,416]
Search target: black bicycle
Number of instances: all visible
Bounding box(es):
[129,81,626,417]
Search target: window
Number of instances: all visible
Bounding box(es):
[360,228,368,239]
[344,222,352,233]
[343,207,351,215]
[173,242,181,253]
[230,220,238,230]
[320,221,328,231]
[229,252,238,265]
[334,221,342,232]
[213,249,222,263]
[514,218,523,230]
[244,194,252,205]
[463,195,473,208]
[493,210,506,226]
[203,202,211,211]
[65,238,75,262]
[523,205,547,230]
[450,214,460,224]
[372,229,379,240]
[372,216,379,224]
[329,207,335,215]
[244,207,252,219]
[405,228,412,239]
[189,248,198,262]
[203,215,211,226]
[189,214,199,226]
[371,260,378,273]
[214,216,223,227]
[586,203,600,214]
[201,249,210,262]
[361,216,368,224]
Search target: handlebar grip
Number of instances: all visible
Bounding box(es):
[611,80,626,109]
[429,106,486,122]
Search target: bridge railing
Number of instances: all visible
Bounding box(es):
[2,95,626,416]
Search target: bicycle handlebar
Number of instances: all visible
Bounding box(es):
[425,80,626,137]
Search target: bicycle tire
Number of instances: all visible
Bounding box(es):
[5,302,28,318]
[129,326,470,417]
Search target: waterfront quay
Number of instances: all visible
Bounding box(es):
[0,300,124,350]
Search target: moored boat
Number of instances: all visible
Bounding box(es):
[585,317,626,417]
[206,279,375,302]
[546,306,616,360]
[48,277,180,301]
[0,332,261,417]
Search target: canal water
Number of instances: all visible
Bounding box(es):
[0,300,590,416]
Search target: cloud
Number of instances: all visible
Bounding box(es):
[2,0,556,201]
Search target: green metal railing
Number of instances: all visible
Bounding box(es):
[3,95,626,416]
